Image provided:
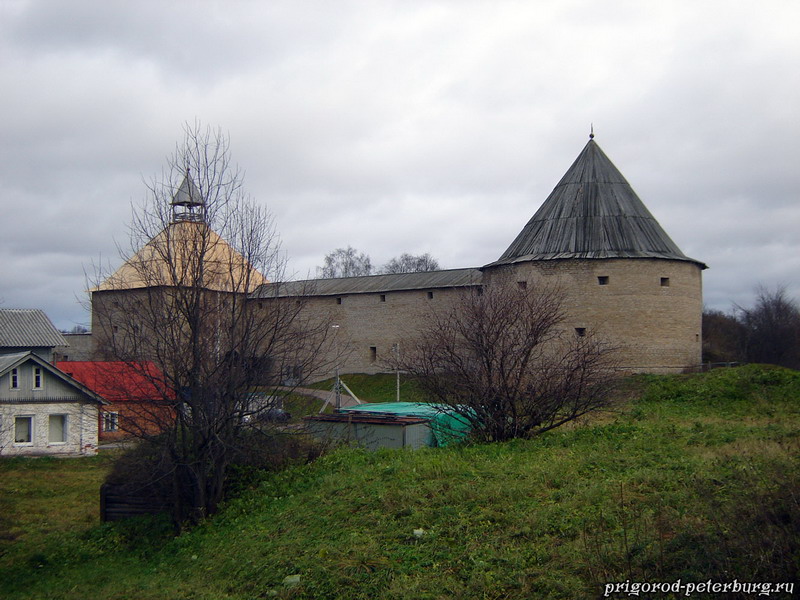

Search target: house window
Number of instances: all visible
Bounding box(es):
[10,368,19,389]
[102,412,119,433]
[427,291,434,299]
[370,346,377,363]
[661,277,670,287]
[48,415,67,443]
[33,367,42,390]
[14,416,33,443]
[575,327,587,337]
[598,276,609,285]
[380,294,386,302]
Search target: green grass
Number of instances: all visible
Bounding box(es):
[309,372,425,403]
[278,373,425,422]
[1,365,798,599]
[0,452,117,567]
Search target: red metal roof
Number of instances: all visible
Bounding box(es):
[55,361,172,402]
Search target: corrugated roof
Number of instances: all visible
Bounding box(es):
[0,309,67,349]
[488,138,706,268]
[251,268,482,298]
[0,351,29,373]
[56,361,172,402]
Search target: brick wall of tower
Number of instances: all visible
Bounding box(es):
[252,286,474,381]
[487,258,703,372]
[94,257,702,383]
[257,258,703,381]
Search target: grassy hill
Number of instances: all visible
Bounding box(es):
[1,365,798,599]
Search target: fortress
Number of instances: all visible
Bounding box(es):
[89,135,706,379]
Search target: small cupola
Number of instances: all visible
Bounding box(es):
[170,171,206,223]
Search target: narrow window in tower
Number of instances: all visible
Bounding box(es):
[380,294,386,302]
[369,346,377,362]
[575,327,587,337]
[598,276,609,285]
[336,297,342,305]
[661,277,670,287]
[517,281,527,290]
[427,291,434,299]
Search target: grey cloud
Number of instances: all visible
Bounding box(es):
[0,1,798,329]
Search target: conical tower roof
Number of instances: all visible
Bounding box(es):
[487,137,705,268]
[93,178,267,293]
[171,173,205,222]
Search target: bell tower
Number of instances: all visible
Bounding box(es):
[170,170,206,223]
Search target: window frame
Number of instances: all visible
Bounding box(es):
[102,411,120,433]
[14,415,34,444]
[32,367,43,390]
[48,414,68,444]
[10,367,19,389]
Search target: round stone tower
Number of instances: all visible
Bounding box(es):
[484,135,707,372]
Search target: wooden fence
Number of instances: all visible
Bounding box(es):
[100,483,169,521]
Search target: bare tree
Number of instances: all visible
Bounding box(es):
[316,246,373,278]
[736,285,800,369]
[392,278,620,442]
[702,308,746,364]
[381,252,440,274]
[91,122,335,526]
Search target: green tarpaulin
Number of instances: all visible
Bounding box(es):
[337,402,471,447]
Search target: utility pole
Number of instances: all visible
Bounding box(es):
[334,366,342,409]
[332,324,341,409]
[393,343,400,403]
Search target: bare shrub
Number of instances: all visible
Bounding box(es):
[393,277,621,442]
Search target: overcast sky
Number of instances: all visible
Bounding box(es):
[1,0,798,330]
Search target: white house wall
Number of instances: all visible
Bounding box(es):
[0,400,99,456]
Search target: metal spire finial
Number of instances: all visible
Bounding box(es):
[589,124,594,140]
